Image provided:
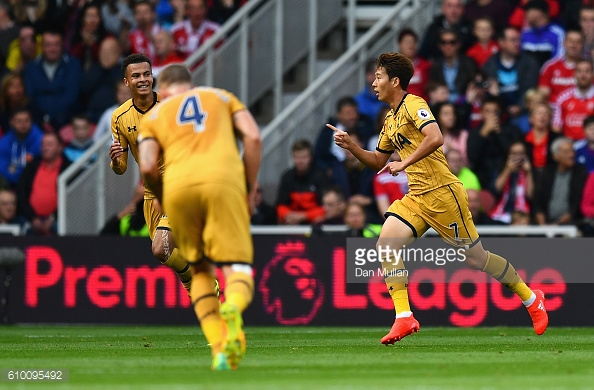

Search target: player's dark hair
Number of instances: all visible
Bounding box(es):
[121,53,152,77]
[291,139,312,153]
[583,115,594,128]
[336,96,357,113]
[376,52,414,90]
[157,64,192,86]
[397,27,417,44]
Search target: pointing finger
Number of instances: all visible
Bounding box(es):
[326,123,343,133]
[377,164,389,174]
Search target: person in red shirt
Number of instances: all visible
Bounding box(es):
[152,30,185,77]
[171,0,220,59]
[466,17,499,67]
[127,0,163,62]
[397,28,431,100]
[524,102,560,171]
[508,0,560,29]
[552,59,594,140]
[538,29,584,106]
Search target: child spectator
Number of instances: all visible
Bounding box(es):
[63,114,94,163]
[466,17,499,67]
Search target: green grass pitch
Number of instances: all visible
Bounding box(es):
[1,326,593,389]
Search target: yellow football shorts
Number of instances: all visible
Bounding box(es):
[163,182,253,265]
[385,182,480,248]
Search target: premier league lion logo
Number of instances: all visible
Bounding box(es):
[258,241,325,325]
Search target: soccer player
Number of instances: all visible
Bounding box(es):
[328,52,548,345]
[108,54,194,296]
[137,64,261,370]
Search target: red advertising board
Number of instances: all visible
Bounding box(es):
[1,236,591,326]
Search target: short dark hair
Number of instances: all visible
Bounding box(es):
[336,96,357,113]
[583,115,594,128]
[397,27,417,44]
[9,106,31,120]
[482,95,501,109]
[322,185,346,203]
[121,53,152,77]
[134,0,154,11]
[291,139,312,153]
[497,26,520,42]
[157,64,192,86]
[376,52,414,90]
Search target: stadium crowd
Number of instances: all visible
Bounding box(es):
[1,0,594,237]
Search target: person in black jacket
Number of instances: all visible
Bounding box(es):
[16,132,71,235]
[534,137,589,226]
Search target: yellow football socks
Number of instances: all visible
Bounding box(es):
[482,251,533,302]
[191,272,223,356]
[224,272,254,313]
[163,248,193,293]
[383,256,411,317]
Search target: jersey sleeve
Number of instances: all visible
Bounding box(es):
[219,89,246,114]
[110,110,129,174]
[408,96,436,131]
[376,123,394,154]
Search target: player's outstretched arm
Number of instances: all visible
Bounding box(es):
[326,123,389,172]
[234,109,262,193]
[138,138,163,201]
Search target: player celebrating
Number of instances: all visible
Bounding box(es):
[108,54,197,297]
[138,64,261,370]
[328,52,548,345]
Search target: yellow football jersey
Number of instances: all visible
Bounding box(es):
[376,93,459,195]
[110,91,163,198]
[138,87,247,192]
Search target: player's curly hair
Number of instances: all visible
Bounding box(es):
[121,54,152,77]
[376,52,414,90]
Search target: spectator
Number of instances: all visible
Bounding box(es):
[5,24,42,74]
[433,101,469,163]
[373,151,408,216]
[63,114,94,163]
[538,29,583,108]
[575,115,594,172]
[458,70,497,130]
[99,183,148,236]
[467,96,523,192]
[172,0,221,59]
[0,188,28,234]
[509,0,561,30]
[320,185,347,225]
[511,87,547,134]
[80,36,123,123]
[490,141,534,224]
[92,79,132,144]
[314,96,373,179]
[524,102,559,171]
[534,137,588,225]
[69,2,110,71]
[426,80,450,106]
[0,72,39,135]
[464,0,514,34]
[580,171,594,235]
[152,29,185,78]
[276,139,327,225]
[465,17,499,68]
[0,1,19,71]
[467,188,500,225]
[552,59,594,140]
[11,0,48,34]
[354,59,388,123]
[579,5,594,61]
[397,28,432,101]
[24,30,83,132]
[429,28,477,104]
[520,0,565,68]
[206,0,246,25]
[127,0,162,62]
[419,0,473,61]
[446,148,481,191]
[250,183,276,225]
[483,26,540,119]
[16,132,71,236]
[0,108,43,188]
[101,0,136,41]
[342,201,382,237]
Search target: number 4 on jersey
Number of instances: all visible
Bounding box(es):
[178,95,207,132]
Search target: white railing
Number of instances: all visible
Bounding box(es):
[251,225,580,238]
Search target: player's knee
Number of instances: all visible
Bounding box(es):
[464,252,486,270]
[151,239,167,262]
